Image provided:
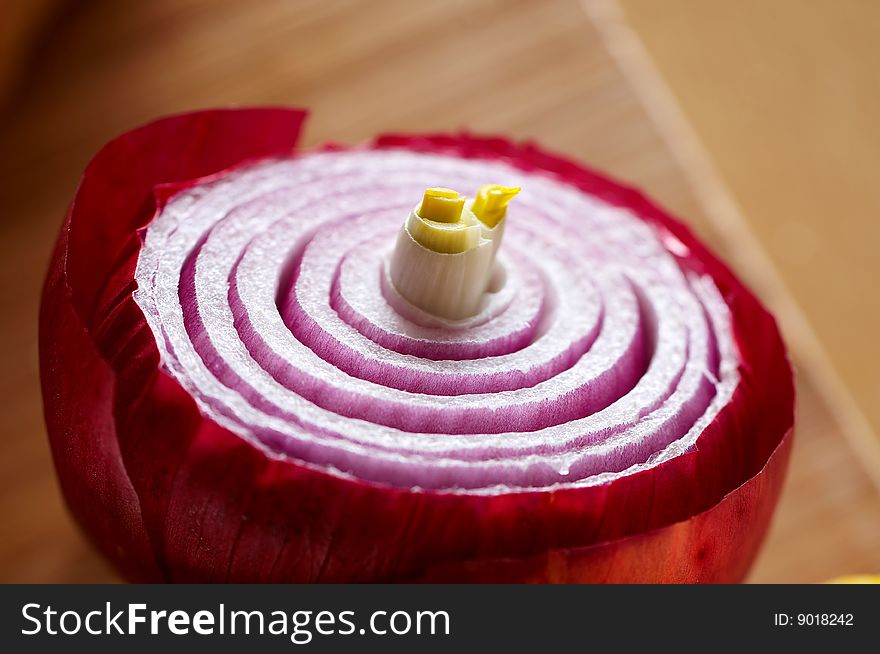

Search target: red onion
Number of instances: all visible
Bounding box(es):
[40,108,794,582]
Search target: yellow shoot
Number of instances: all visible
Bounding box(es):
[471,184,520,228]
[417,187,465,224]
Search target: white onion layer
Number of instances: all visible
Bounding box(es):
[134,150,739,493]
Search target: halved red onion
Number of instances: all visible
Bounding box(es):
[40,108,794,582]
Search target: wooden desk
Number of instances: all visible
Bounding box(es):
[1,0,878,582]
[617,0,880,450]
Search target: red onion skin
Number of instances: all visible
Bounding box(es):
[40,109,794,582]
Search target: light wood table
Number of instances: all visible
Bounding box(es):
[616,0,880,450]
[1,0,878,582]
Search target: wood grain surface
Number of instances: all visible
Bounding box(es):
[0,0,59,101]
[1,0,878,583]
[617,0,880,447]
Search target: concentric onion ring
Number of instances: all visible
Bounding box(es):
[136,150,732,491]
[40,109,794,582]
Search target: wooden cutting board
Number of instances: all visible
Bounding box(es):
[1,0,877,582]
[617,0,880,446]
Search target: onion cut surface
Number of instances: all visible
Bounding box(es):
[40,108,794,582]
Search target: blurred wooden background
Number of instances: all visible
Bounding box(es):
[1,0,878,582]
[618,0,880,446]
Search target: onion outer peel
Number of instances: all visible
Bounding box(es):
[40,108,794,582]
